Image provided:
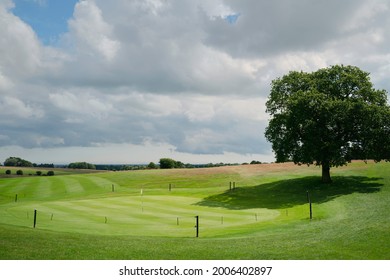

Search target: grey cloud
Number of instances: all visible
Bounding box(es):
[50,0,259,96]
[0,86,267,155]
[203,0,372,58]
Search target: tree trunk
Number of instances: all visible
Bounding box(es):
[321,162,332,183]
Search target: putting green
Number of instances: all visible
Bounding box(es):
[2,195,280,237]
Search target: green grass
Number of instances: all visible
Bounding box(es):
[0,161,389,259]
[0,166,105,177]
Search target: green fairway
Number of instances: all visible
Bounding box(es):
[0,161,389,259]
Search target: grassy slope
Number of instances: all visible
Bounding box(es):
[0,161,389,259]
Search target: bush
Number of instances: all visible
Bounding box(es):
[5,169,11,175]
[159,158,177,169]
[36,171,42,176]
[47,170,55,176]
[16,170,23,176]
[147,162,158,169]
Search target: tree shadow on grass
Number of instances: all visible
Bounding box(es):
[195,176,383,210]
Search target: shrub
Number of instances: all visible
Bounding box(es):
[47,170,55,176]
[16,170,23,176]
[159,158,177,169]
[5,169,11,175]
[36,171,42,176]
[147,162,158,169]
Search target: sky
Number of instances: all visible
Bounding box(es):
[0,0,390,165]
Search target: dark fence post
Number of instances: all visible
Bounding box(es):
[33,209,37,228]
[307,191,312,220]
[195,215,199,238]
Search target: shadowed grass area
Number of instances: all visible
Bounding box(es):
[196,176,383,209]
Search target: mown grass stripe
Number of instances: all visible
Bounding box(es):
[29,201,187,234]
[60,176,84,195]
[32,177,53,199]
[2,178,30,195]
[46,176,67,198]
[69,176,114,196]
[84,175,118,190]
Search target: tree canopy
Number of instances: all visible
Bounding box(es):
[4,157,33,167]
[265,65,390,183]
[159,158,177,169]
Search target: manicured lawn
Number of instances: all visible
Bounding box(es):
[0,161,389,259]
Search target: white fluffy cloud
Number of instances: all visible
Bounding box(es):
[0,2,42,80]
[67,0,120,61]
[1,0,390,163]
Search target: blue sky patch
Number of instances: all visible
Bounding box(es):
[225,13,240,24]
[12,0,78,45]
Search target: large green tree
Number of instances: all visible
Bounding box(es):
[265,65,390,183]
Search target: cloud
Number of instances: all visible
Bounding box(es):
[0,96,44,119]
[342,0,389,32]
[0,3,42,79]
[53,0,264,96]
[49,90,113,120]
[203,0,368,58]
[67,0,120,61]
[0,0,13,9]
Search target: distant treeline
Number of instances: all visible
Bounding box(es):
[157,158,263,169]
[34,163,55,168]
[93,164,148,171]
[68,162,96,170]
[93,162,244,171]
[2,157,54,168]
[2,156,264,171]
